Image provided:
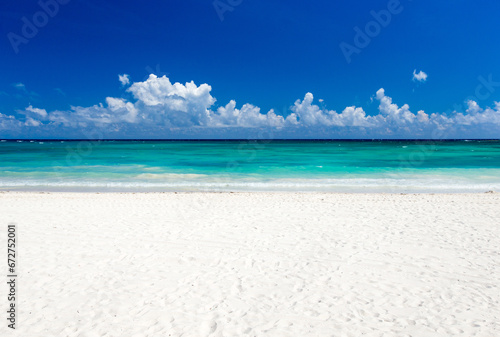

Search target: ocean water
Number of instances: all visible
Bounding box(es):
[1,140,500,192]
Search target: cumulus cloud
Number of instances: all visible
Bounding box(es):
[118,74,130,86]
[25,117,41,127]
[25,105,48,118]
[213,101,285,128]
[128,74,215,127]
[289,93,374,128]
[1,74,500,139]
[0,113,23,131]
[413,70,428,82]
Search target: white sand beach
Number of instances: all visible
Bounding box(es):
[1,192,499,337]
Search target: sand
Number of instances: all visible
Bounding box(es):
[1,192,499,337]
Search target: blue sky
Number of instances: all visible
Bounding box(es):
[1,0,500,138]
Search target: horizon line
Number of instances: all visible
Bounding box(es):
[1,139,500,142]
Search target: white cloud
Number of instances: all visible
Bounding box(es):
[128,74,215,127]
[413,70,428,82]
[118,74,130,86]
[377,88,422,124]
[106,97,138,123]
[212,101,285,127]
[0,113,23,131]
[2,74,500,139]
[289,92,375,128]
[25,117,41,127]
[25,105,48,118]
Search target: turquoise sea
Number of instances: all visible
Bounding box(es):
[1,140,500,192]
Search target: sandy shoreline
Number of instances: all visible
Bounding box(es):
[1,192,499,336]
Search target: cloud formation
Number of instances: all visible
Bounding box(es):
[118,74,130,86]
[413,70,428,82]
[1,74,499,139]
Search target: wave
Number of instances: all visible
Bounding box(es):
[135,173,208,179]
[0,177,499,193]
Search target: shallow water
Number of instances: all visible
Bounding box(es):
[1,140,499,192]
